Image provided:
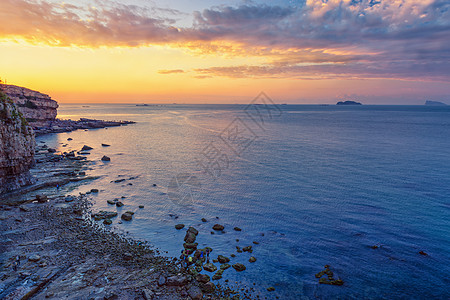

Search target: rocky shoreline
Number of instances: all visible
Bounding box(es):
[0,148,244,300]
[34,118,136,136]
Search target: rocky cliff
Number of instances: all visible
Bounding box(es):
[0,89,35,194]
[0,84,58,128]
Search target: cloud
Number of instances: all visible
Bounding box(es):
[1,0,449,81]
[0,0,183,46]
[158,69,185,74]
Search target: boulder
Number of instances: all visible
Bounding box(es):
[217,255,230,264]
[184,231,197,243]
[212,273,222,280]
[81,145,93,151]
[166,275,188,286]
[187,285,203,300]
[183,242,198,250]
[249,256,257,263]
[233,227,242,231]
[212,224,224,231]
[203,263,217,272]
[232,263,246,272]
[121,212,133,221]
[196,274,210,283]
[220,263,231,270]
[28,254,41,262]
[175,224,185,230]
[201,282,215,293]
[242,245,252,252]
[188,227,199,235]
[101,155,111,161]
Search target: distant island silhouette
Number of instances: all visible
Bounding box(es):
[336,100,362,105]
[425,100,447,106]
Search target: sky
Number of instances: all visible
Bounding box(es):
[0,0,449,104]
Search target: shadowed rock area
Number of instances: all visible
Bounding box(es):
[0,88,35,194]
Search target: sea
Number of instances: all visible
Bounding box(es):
[36,103,450,299]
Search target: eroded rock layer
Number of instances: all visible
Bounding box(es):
[0,89,35,194]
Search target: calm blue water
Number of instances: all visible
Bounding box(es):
[37,104,450,299]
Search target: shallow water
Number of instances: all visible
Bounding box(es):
[37,103,450,299]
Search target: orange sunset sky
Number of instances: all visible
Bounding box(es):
[1,0,449,104]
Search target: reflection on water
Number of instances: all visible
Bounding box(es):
[37,104,450,299]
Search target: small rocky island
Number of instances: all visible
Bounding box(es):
[336,100,362,105]
[425,100,447,106]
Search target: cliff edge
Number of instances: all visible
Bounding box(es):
[0,88,35,194]
[0,84,58,128]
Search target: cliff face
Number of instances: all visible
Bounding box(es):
[0,89,35,194]
[0,84,58,128]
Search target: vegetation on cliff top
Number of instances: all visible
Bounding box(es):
[0,87,33,135]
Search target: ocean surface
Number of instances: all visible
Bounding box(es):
[36,103,450,299]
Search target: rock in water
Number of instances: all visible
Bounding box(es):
[203,263,217,272]
[217,255,230,263]
[102,143,110,147]
[0,89,35,194]
[81,145,93,151]
[175,224,185,230]
[212,224,224,231]
[184,231,197,243]
[188,226,199,236]
[232,263,246,271]
[101,155,111,161]
[121,212,133,221]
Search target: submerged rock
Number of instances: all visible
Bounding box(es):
[175,224,185,230]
